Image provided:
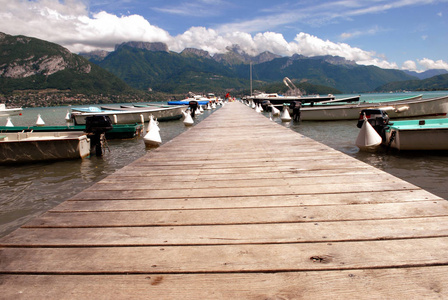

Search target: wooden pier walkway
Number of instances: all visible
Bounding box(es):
[1,102,448,299]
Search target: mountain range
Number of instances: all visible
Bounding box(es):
[1,32,447,107]
[82,41,448,94]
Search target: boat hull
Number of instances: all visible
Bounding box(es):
[0,124,143,139]
[297,95,448,121]
[0,104,22,117]
[71,106,186,125]
[0,132,90,164]
[250,95,335,105]
[384,118,448,150]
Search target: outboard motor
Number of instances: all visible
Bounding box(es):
[261,100,271,111]
[290,101,302,121]
[357,109,390,139]
[84,115,113,156]
[188,101,199,118]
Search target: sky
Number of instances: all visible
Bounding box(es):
[0,0,447,72]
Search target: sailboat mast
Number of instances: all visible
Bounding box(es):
[250,62,253,96]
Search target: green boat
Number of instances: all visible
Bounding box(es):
[384,118,448,150]
[0,123,144,139]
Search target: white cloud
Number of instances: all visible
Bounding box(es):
[0,0,171,53]
[417,58,448,70]
[339,26,383,41]
[0,0,447,72]
[402,60,419,72]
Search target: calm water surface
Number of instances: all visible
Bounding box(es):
[1,92,448,237]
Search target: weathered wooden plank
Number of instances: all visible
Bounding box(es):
[71,181,418,200]
[2,267,448,299]
[2,237,448,273]
[53,189,442,211]
[91,173,405,190]
[102,167,381,182]
[21,201,448,228]
[3,217,448,247]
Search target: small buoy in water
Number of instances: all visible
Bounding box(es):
[144,127,161,147]
[36,114,45,126]
[355,115,382,151]
[6,117,13,127]
[271,105,280,116]
[280,105,291,122]
[65,111,71,122]
[144,115,161,147]
[147,115,159,133]
[183,110,194,126]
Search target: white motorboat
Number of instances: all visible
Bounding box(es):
[70,105,186,125]
[0,131,90,164]
[297,94,448,121]
[0,104,22,117]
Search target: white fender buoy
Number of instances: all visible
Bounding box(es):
[113,114,118,124]
[147,115,159,133]
[280,105,291,122]
[36,114,45,126]
[255,104,261,113]
[65,111,71,122]
[251,101,256,109]
[395,106,409,113]
[144,127,162,147]
[195,107,202,115]
[271,105,280,116]
[211,103,216,109]
[199,105,204,113]
[206,103,211,110]
[183,111,194,126]
[258,104,264,112]
[140,114,145,124]
[355,115,382,151]
[6,117,13,127]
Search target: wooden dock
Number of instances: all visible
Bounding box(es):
[1,102,448,299]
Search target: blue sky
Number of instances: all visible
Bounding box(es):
[0,0,447,72]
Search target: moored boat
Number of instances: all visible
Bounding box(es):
[0,123,143,139]
[0,131,90,164]
[294,94,448,121]
[355,108,448,151]
[70,105,186,125]
[167,94,210,106]
[384,118,448,150]
[248,92,337,106]
[0,104,22,117]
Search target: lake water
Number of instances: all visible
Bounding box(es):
[1,91,447,237]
